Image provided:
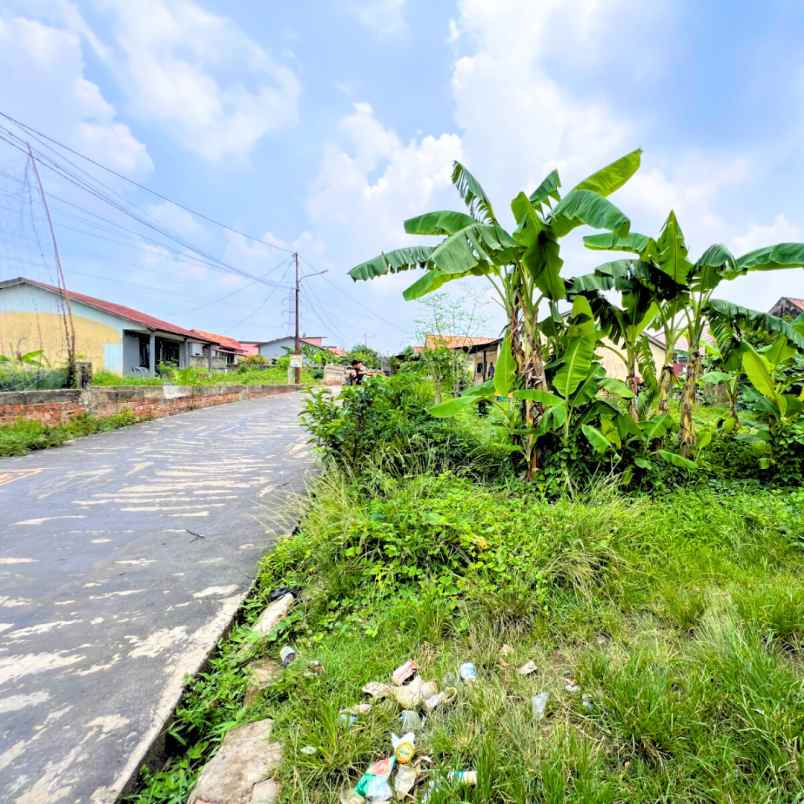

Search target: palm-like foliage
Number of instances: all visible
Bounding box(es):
[350,151,642,476]
[579,212,804,452]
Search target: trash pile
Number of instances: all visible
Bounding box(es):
[339,659,477,802]
[334,655,592,801]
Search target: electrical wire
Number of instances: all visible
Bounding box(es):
[0,110,294,253]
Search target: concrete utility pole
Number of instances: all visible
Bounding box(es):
[293,251,301,384]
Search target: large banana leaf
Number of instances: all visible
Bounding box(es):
[583,231,651,253]
[567,260,637,293]
[430,395,477,418]
[553,337,596,398]
[404,210,477,236]
[524,235,566,300]
[514,388,563,405]
[529,169,561,210]
[706,299,804,350]
[430,223,517,274]
[549,190,630,238]
[650,211,691,284]
[734,242,804,273]
[692,243,736,290]
[572,148,642,197]
[350,246,434,281]
[403,269,462,300]
[494,333,516,396]
[582,423,613,453]
[451,162,498,224]
[511,191,544,244]
[742,345,782,413]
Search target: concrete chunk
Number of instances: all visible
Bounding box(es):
[244,658,282,707]
[187,719,281,804]
[251,594,294,637]
[250,779,281,803]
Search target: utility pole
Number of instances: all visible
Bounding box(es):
[26,143,76,385]
[293,251,301,384]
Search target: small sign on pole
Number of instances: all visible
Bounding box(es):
[289,354,303,368]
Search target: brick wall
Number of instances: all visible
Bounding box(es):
[0,384,301,427]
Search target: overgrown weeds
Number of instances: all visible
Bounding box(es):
[0,410,139,456]
[132,466,804,802]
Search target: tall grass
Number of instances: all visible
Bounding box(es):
[132,469,804,803]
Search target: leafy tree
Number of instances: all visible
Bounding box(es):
[350,150,642,475]
[581,215,804,453]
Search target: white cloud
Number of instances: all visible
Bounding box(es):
[145,201,208,240]
[307,103,462,271]
[348,0,407,37]
[732,214,801,257]
[92,0,301,161]
[0,15,152,176]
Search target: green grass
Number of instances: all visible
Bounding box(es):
[0,410,140,457]
[132,471,804,803]
[91,366,315,388]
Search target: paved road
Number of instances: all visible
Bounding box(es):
[0,393,315,803]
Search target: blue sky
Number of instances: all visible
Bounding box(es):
[0,0,803,353]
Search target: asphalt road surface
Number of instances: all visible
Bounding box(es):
[0,392,315,803]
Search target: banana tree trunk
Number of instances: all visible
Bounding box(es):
[658,364,674,413]
[679,351,701,455]
[510,300,547,480]
[626,350,640,420]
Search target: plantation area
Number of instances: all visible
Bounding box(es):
[134,150,803,803]
[135,376,803,803]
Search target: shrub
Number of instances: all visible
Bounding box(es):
[302,374,511,480]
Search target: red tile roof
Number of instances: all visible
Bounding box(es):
[191,329,247,353]
[9,277,208,341]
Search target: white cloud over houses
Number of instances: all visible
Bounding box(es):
[93,0,302,162]
[0,15,152,176]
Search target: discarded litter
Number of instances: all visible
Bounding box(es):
[342,703,373,716]
[459,662,477,683]
[500,643,514,656]
[308,660,324,674]
[393,764,418,798]
[355,757,395,801]
[448,769,478,786]
[399,709,423,731]
[423,687,457,712]
[391,732,416,764]
[300,745,317,755]
[339,792,365,804]
[532,691,551,721]
[581,693,593,712]
[565,681,581,694]
[517,660,537,676]
[338,713,358,728]
[392,676,436,709]
[363,681,393,699]
[391,659,417,686]
[280,645,296,666]
[268,585,301,601]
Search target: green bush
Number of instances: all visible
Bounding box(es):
[0,366,70,391]
[302,374,511,480]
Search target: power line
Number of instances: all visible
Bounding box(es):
[0,129,286,291]
[0,110,294,253]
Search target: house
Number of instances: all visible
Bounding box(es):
[0,277,239,376]
[240,335,341,364]
[189,329,247,370]
[769,297,804,318]
[467,333,667,384]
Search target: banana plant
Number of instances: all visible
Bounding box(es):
[349,151,642,477]
[739,335,804,468]
[582,213,804,453]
